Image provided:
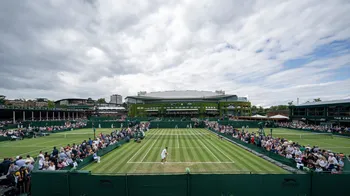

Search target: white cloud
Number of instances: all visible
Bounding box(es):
[0,0,349,106]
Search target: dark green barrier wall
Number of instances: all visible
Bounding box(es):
[69,173,127,196]
[190,174,311,196]
[86,121,126,128]
[31,171,71,196]
[128,175,188,196]
[31,171,350,196]
[311,174,349,196]
[218,120,260,128]
[150,121,201,128]
[0,136,10,141]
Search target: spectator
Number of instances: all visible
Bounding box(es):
[207,121,346,174]
[26,155,35,163]
[15,156,26,168]
[47,162,56,171]
[93,152,101,163]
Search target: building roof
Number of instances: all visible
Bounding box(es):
[296,99,350,107]
[98,106,125,110]
[54,98,90,103]
[126,90,237,100]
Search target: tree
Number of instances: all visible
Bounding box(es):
[0,95,5,105]
[288,101,294,106]
[97,98,106,104]
[47,100,55,108]
[313,98,322,102]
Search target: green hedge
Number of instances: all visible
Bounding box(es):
[217,120,261,128]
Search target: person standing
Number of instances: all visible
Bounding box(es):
[161,147,168,164]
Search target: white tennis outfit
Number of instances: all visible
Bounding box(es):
[161,148,167,159]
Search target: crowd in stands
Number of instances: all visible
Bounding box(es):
[0,122,149,194]
[0,155,34,194]
[207,122,347,174]
[0,120,16,127]
[0,122,87,140]
[38,122,149,171]
[278,122,349,134]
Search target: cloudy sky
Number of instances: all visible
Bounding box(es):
[0,0,349,106]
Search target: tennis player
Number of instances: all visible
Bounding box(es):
[161,147,168,164]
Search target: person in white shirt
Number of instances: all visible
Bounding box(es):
[93,152,100,163]
[328,153,338,165]
[161,147,168,164]
[294,148,302,157]
[47,162,56,171]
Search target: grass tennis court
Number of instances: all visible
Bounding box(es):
[83,128,289,174]
[0,128,115,159]
[249,128,350,155]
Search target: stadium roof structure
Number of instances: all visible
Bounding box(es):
[54,98,95,103]
[295,99,350,107]
[98,106,125,110]
[126,90,241,100]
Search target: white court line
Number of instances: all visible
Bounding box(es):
[126,129,161,163]
[191,129,221,162]
[139,130,163,162]
[127,162,235,164]
[194,129,235,163]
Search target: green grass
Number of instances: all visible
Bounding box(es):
[83,128,289,174]
[248,128,350,155]
[0,128,115,159]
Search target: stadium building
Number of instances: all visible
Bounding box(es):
[125,90,251,117]
[54,98,95,109]
[289,99,350,126]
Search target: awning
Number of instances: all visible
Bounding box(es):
[251,114,268,118]
[166,108,198,111]
[269,114,289,119]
